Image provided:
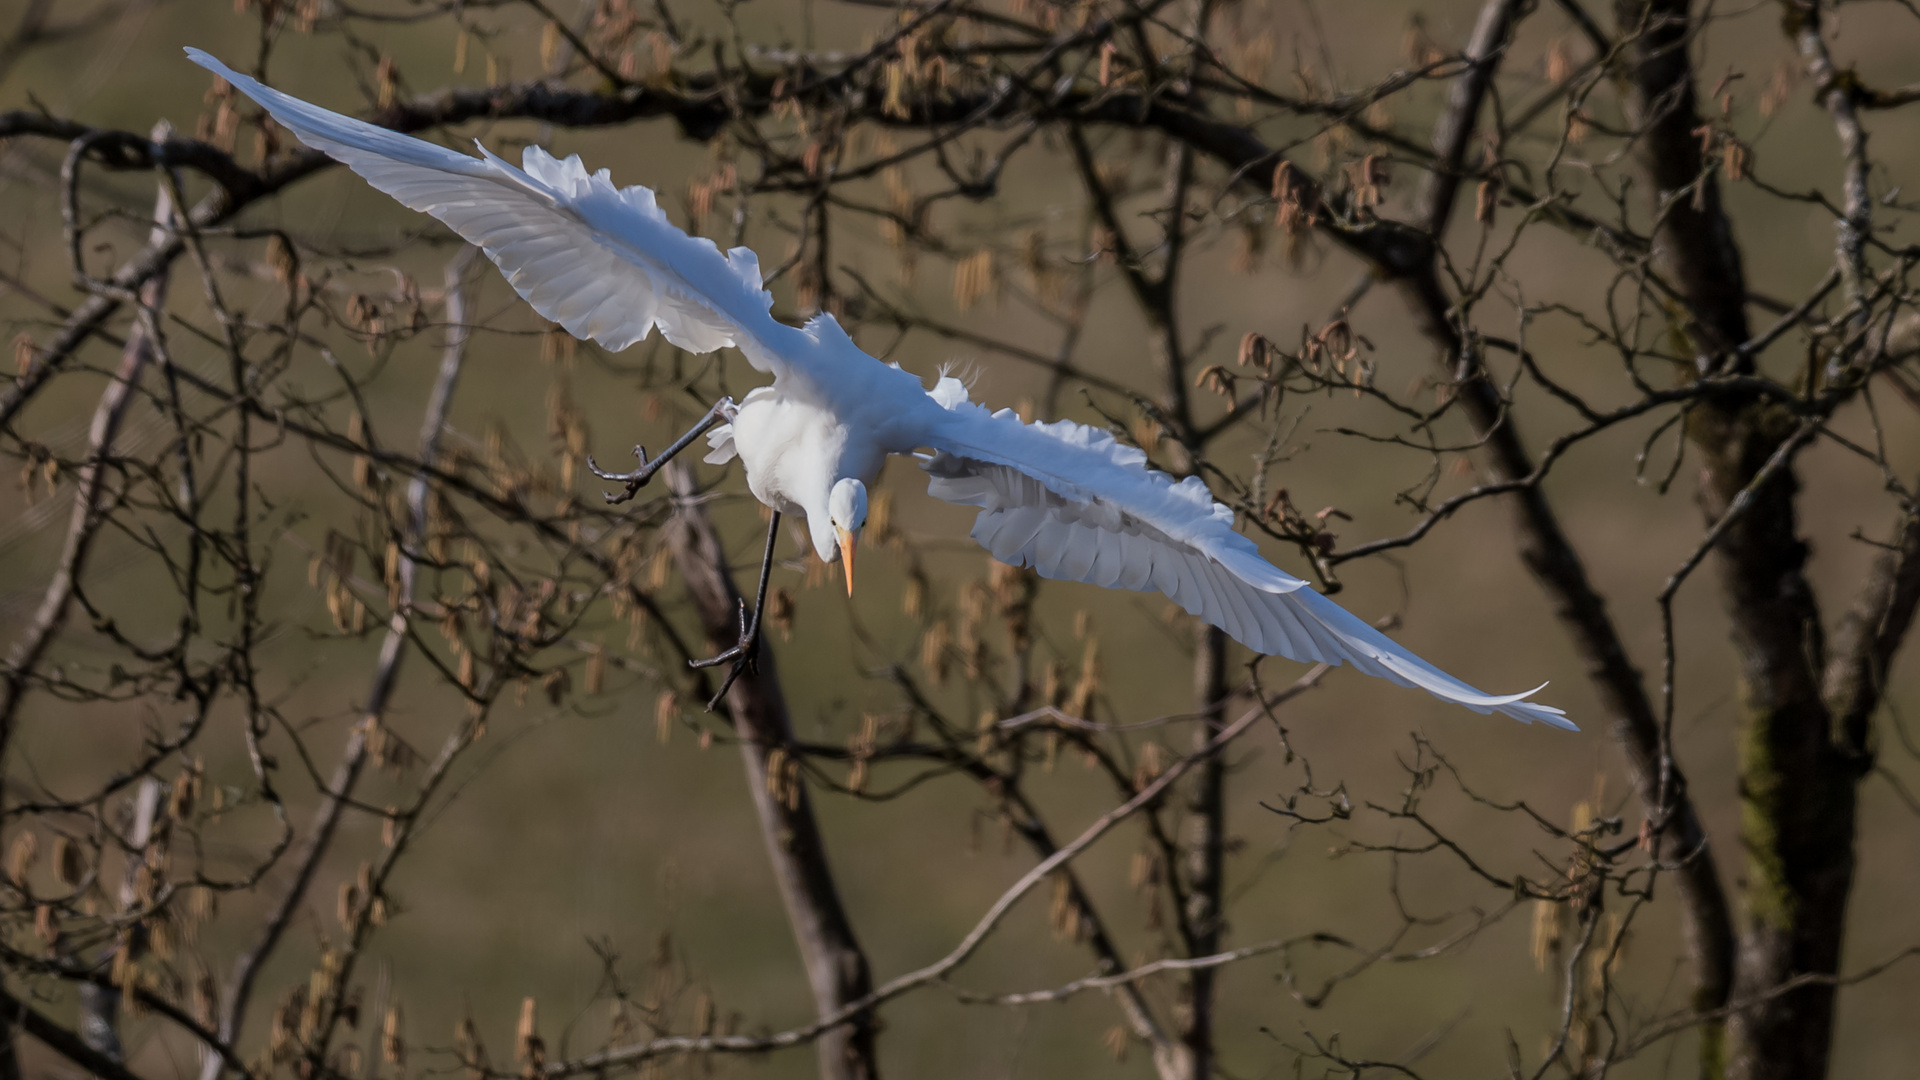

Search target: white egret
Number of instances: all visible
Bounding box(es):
[187,48,1572,729]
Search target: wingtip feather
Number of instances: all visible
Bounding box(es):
[1497,697,1579,731]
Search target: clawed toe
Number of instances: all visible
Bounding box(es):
[702,656,752,710]
[587,445,651,504]
[678,502,781,714]
[691,598,759,708]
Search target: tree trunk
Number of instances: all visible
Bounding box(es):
[1613,3,1865,1076]
[663,464,879,1080]
[1694,408,1853,1080]
[1176,625,1229,1080]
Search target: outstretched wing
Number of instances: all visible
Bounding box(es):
[918,381,1573,729]
[186,48,806,372]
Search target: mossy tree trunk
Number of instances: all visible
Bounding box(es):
[1612,3,1905,1077]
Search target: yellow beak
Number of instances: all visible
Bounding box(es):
[835,526,856,597]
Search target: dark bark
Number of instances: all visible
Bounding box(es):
[663,465,878,1080]
[1613,0,1753,361]
[0,1020,16,1080]
[1416,3,1739,1065]
[1611,4,1891,1077]
[1701,406,1843,1080]
[1179,625,1229,1079]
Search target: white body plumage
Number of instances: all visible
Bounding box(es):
[188,47,1573,730]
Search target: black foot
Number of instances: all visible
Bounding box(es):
[586,445,652,505]
[689,597,759,709]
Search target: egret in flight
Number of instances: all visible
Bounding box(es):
[188,49,1571,729]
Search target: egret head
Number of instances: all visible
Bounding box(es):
[828,478,868,597]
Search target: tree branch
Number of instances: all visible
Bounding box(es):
[1,164,173,789]
[200,245,481,1080]
[1825,500,1920,758]
[662,464,878,1080]
[548,666,1323,1077]
[0,985,150,1080]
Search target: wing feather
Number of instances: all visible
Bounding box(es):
[1269,596,1325,664]
[1089,530,1127,590]
[185,48,810,374]
[1054,526,1098,585]
[919,391,1573,729]
[1116,533,1153,592]
[991,507,1049,564]
[1214,561,1266,649]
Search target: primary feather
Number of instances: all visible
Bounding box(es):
[189,48,1572,730]
[185,48,809,376]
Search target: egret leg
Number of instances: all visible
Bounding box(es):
[587,396,736,505]
[691,508,781,709]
